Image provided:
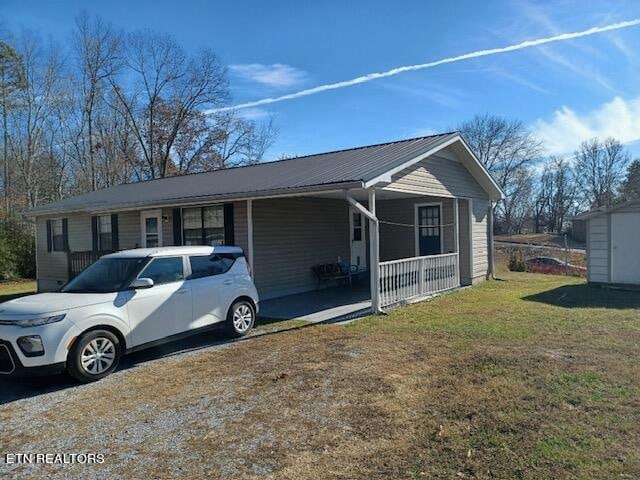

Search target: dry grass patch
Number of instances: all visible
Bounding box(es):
[1,272,639,479]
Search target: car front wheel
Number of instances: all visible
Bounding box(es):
[67,330,122,383]
[225,300,255,338]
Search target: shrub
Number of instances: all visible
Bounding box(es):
[0,218,36,279]
[508,250,526,272]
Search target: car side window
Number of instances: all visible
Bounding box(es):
[139,257,184,285]
[188,254,237,280]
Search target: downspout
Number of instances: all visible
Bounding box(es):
[488,200,496,280]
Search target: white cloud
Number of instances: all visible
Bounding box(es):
[229,63,308,88]
[235,107,271,120]
[532,96,640,155]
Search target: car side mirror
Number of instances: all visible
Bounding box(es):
[131,277,154,289]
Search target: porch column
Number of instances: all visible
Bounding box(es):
[453,198,460,284]
[247,199,254,277]
[368,189,381,313]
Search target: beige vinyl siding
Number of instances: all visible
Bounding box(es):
[587,215,609,283]
[118,211,141,249]
[252,197,350,299]
[160,208,174,246]
[472,199,489,278]
[377,197,456,262]
[233,201,248,252]
[67,213,92,251]
[386,155,489,199]
[458,200,472,285]
[35,217,68,291]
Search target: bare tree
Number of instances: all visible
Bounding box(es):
[0,39,26,213]
[73,13,121,191]
[111,32,228,179]
[573,138,630,208]
[9,33,64,208]
[500,167,534,234]
[458,114,543,233]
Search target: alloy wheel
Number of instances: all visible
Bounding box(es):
[233,304,253,333]
[80,337,116,375]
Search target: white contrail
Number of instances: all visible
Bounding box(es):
[207,19,640,113]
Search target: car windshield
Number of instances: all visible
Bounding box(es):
[62,257,148,293]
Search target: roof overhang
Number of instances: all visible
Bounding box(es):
[572,199,640,220]
[27,180,365,217]
[363,134,505,200]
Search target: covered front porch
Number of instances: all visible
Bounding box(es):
[244,185,482,317]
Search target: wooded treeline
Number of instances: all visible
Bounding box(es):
[0,14,276,277]
[0,15,638,278]
[0,14,276,214]
[457,114,639,235]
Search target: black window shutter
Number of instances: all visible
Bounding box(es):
[62,218,69,252]
[172,208,182,246]
[224,203,234,245]
[46,220,52,252]
[111,214,119,251]
[91,216,99,252]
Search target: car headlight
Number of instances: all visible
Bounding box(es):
[15,314,66,328]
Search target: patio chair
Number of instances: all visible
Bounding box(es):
[312,263,352,289]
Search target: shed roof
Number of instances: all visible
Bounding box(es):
[29,132,503,215]
[573,199,640,220]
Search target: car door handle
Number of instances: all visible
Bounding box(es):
[177,288,189,294]
[223,279,233,285]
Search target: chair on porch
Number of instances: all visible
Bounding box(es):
[312,262,361,289]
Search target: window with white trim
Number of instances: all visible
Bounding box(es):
[182,206,225,246]
[97,215,113,251]
[50,219,65,251]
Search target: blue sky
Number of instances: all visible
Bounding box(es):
[3,0,640,160]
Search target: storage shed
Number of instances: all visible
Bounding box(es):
[575,199,640,286]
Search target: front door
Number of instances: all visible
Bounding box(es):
[140,209,163,248]
[416,204,442,256]
[349,208,366,270]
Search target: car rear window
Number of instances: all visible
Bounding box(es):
[188,253,241,279]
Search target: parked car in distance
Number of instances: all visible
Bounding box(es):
[0,246,258,383]
[525,256,586,276]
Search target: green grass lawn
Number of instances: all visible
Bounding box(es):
[1,272,638,479]
[0,280,36,303]
[349,272,640,479]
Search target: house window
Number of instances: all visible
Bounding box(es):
[182,206,225,246]
[50,219,65,251]
[97,215,113,251]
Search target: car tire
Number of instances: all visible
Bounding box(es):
[67,329,122,383]
[225,299,255,338]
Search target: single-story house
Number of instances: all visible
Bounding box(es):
[28,132,504,314]
[574,199,640,286]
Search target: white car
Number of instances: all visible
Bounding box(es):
[0,246,259,383]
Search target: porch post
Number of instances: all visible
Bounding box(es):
[247,199,254,277]
[368,189,381,313]
[453,198,460,285]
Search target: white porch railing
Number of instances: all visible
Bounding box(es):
[379,253,460,309]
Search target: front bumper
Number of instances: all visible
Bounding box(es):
[0,340,65,377]
[0,319,81,375]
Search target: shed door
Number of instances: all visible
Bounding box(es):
[611,212,640,285]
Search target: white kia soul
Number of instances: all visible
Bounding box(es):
[0,246,259,383]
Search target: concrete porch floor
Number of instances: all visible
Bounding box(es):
[258,284,372,324]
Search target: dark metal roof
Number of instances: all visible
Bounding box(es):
[29,132,470,215]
